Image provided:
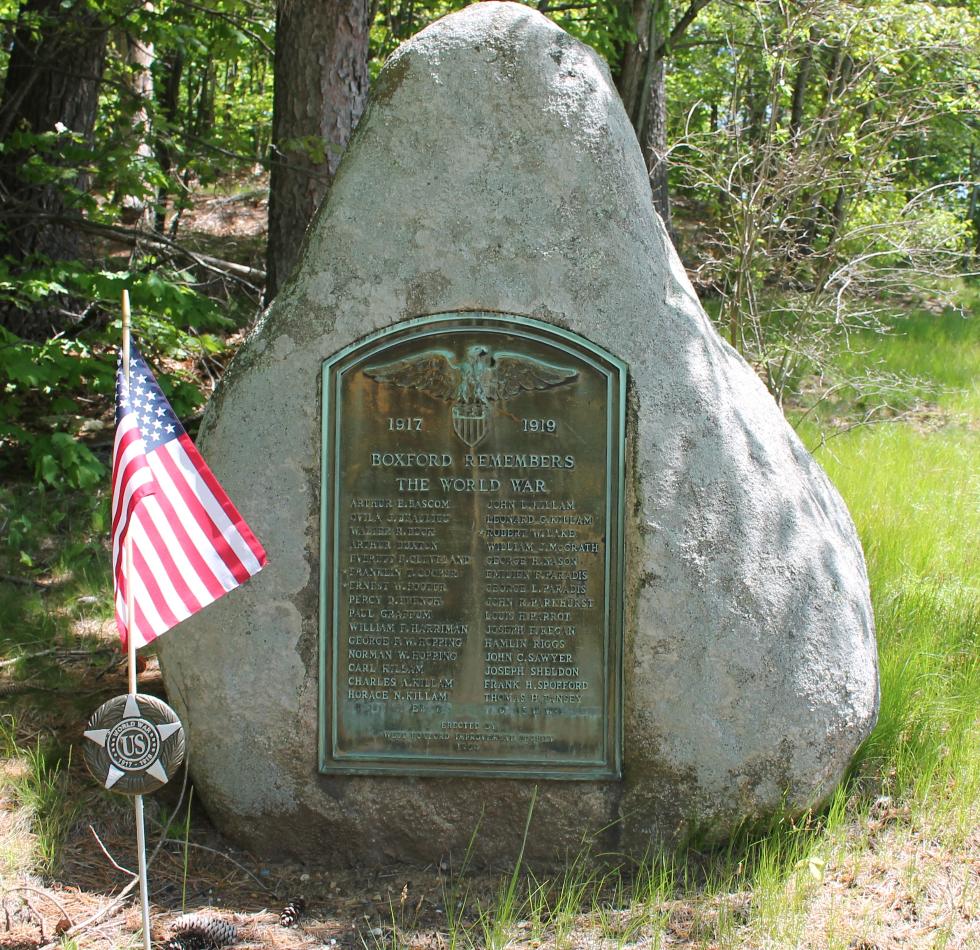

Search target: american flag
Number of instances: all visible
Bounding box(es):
[111,343,267,649]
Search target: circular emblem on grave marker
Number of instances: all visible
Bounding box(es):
[106,716,160,771]
[83,694,185,796]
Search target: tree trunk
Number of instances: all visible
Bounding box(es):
[154,47,184,233]
[616,0,653,127]
[616,0,718,231]
[0,0,108,338]
[196,57,215,138]
[265,0,371,302]
[789,28,816,139]
[118,3,156,227]
[616,0,671,226]
[642,53,671,231]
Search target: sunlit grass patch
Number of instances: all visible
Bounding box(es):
[805,419,980,823]
[797,296,980,429]
[0,717,80,877]
[0,754,36,878]
[862,580,980,812]
[835,305,980,408]
[817,425,978,584]
[790,292,980,828]
[0,484,113,692]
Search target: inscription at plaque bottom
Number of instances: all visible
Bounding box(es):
[320,313,625,778]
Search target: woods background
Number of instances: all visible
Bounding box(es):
[0,0,977,489]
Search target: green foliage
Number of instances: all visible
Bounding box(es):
[666,0,979,399]
[0,484,111,629]
[2,0,977,489]
[543,1,634,66]
[369,1,633,77]
[0,0,263,490]
[0,325,112,488]
[0,260,231,488]
[91,0,274,191]
[0,124,102,219]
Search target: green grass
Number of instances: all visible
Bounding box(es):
[0,485,114,697]
[802,301,980,821]
[833,301,980,413]
[0,716,79,876]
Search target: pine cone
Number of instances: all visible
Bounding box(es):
[163,938,209,950]
[279,896,306,927]
[163,939,208,950]
[169,913,238,948]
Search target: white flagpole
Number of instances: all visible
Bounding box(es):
[122,290,153,950]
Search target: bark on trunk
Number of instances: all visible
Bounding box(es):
[789,28,816,139]
[265,0,371,302]
[195,58,215,138]
[616,0,653,127]
[118,3,156,227]
[0,0,108,338]
[643,53,671,231]
[616,0,671,227]
[154,47,184,233]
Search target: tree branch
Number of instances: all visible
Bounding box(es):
[6,212,266,285]
[655,0,715,62]
[165,0,273,56]
[537,2,596,12]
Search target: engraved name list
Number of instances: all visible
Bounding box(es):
[320,315,624,778]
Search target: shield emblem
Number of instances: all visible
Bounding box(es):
[452,404,489,447]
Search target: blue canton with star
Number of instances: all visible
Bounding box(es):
[116,343,187,451]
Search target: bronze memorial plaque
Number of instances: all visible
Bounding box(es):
[320,313,625,778]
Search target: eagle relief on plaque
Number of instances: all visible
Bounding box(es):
[319,313,626,778]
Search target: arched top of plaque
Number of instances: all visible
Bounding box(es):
[324,313,626,397]
[320,313,626,780]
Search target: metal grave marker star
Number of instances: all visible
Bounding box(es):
[83,694,185,796]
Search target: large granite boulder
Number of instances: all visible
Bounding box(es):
[158,1,878,866]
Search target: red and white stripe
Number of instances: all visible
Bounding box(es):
[111,420,266,649]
